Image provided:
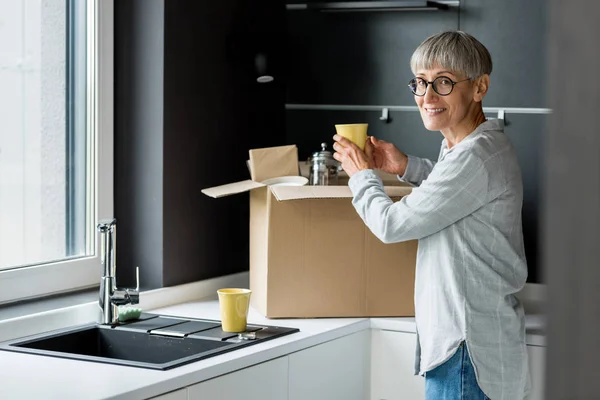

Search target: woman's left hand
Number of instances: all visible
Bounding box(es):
[332,134,372,177]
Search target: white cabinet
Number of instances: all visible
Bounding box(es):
[188,356,288,400]
[528,345,546,400]
[149,329,545,400]
[370,329,546,400]
[371,330,424,400]
[150,388,187,400]
[288,330,370,400]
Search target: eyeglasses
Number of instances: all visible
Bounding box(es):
[408,76,472,96]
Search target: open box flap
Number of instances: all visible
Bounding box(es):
[270,185,413,201]
[201,179,266,198]
[249,145,299,182]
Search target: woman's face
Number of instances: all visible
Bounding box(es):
[413,66,476,133]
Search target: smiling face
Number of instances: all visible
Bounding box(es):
[414,66,478,134]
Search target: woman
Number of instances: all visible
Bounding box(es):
[333,31,530,399]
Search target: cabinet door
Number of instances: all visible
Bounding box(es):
[150,388,187,400]
[528,345,546,400]
[289,330,370,400]
[188,357,288,400]
[371,330,424,400]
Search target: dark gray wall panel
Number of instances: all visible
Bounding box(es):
[163,0,247,287]
[115,0,165,289]
[162,0,286,287]
[116,1,287,289]
[501,113,546,284]
[286,9,459,105]
[460,0,548,108]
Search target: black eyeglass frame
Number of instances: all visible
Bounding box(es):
[408,76,472,96]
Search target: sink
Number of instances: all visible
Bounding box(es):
[0,314,299,370]
[13,325,230,365]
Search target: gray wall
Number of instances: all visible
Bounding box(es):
[115,0,286,289]
[115,0,165,289]
[285,0,548,282]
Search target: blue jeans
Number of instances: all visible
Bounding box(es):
[425,342,489,400]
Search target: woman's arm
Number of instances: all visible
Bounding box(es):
[398,155,437,187]
[364,137,438,185]
[349,150,489,243]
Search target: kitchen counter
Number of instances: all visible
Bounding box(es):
[0,294,545,400]
[370,313,546,347]
[0,298,368,400]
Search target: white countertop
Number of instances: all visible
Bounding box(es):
[0,298,368,400]
[0,296,545,400]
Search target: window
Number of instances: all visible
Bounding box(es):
[0,0,113,304]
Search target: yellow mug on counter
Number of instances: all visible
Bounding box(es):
[217,288,252,332]
[335,123,368,151]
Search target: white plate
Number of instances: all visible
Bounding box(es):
[261,176,309,187]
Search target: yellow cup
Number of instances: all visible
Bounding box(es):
[335,123,368,150]
[217,288,252,332]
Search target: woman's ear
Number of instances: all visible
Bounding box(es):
[473,74,490,102]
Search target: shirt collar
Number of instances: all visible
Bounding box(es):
[441,118,504,153]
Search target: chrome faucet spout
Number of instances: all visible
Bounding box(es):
[97,219,140,325]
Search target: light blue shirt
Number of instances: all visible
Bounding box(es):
[348,119,530,399]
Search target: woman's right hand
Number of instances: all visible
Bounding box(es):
[365,136,409,176]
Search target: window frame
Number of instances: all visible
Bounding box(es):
[0,0,113,304]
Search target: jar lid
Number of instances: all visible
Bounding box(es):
[309,142,338,166]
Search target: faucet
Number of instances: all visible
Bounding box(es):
[97,219,140,325]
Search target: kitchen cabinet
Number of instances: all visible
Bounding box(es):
[150,388,187,400]
[528,345,546,400]
[145,328,544,400]
[371,329,424,400]
[185,330,370,400]
[371,329,546,400]
[288,330,370,400]
[188,356,288,400]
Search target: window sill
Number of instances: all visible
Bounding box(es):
[0,288,98,322]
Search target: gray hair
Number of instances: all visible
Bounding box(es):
[410,31,493,78]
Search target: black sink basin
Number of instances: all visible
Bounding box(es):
[17,325,230,364]
[0,314,299,370]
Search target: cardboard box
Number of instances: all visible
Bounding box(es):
[202,145,417,318]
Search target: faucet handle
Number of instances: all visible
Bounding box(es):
[111,266,141,306]
[112,288,139,305]
[129,266,140,305]
[128,266,140,305]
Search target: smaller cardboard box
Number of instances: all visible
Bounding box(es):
[202,145,417,318]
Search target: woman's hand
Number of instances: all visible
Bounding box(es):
[364,136,409,176]
[332,135,372,177]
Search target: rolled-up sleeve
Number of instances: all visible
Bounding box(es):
[348,151,489,243]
